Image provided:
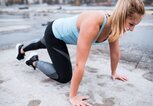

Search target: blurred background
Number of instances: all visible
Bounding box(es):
[0,0,153,6]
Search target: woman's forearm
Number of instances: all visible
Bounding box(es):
[69,67,84,98]
[110,55,120,76]
[109,39,120,76]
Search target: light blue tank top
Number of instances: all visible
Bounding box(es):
[52,15,107,44]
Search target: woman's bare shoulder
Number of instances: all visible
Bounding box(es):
[77,11,106,27]
[79,11,105,19]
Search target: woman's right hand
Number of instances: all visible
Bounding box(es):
[69,95,92,106]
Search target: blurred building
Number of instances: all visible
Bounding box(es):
[0,0,42,5]
[0,0,153,6]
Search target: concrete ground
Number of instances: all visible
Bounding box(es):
[0,44,153,106]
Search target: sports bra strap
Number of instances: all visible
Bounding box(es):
[94,15,107,42]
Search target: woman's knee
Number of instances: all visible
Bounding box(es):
[58,73,72,83]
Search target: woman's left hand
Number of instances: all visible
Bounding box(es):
[111,74,128,82]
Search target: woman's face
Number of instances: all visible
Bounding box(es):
[124,13,143,32]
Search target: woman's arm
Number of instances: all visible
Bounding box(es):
[69,16,99,106]
[109,39,128,81]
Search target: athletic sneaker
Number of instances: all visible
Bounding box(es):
[25,52,39,70]
[16,43,25,60]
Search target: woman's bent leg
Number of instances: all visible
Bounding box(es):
[16,38,46,60]
[42,21,72,83]
[35,61,58,79]
[25,21,72,83]
[23,39,46,52]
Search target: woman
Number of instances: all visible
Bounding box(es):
[16,0,145,105]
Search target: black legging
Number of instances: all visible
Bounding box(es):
[23,40,46,51]
[23,21,72,83]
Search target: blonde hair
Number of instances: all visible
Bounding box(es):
[109,0,145,43]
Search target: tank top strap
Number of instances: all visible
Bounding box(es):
[94,15,107,42]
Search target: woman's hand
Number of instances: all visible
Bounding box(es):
[111,74,128,82]
[69,95,92,106]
